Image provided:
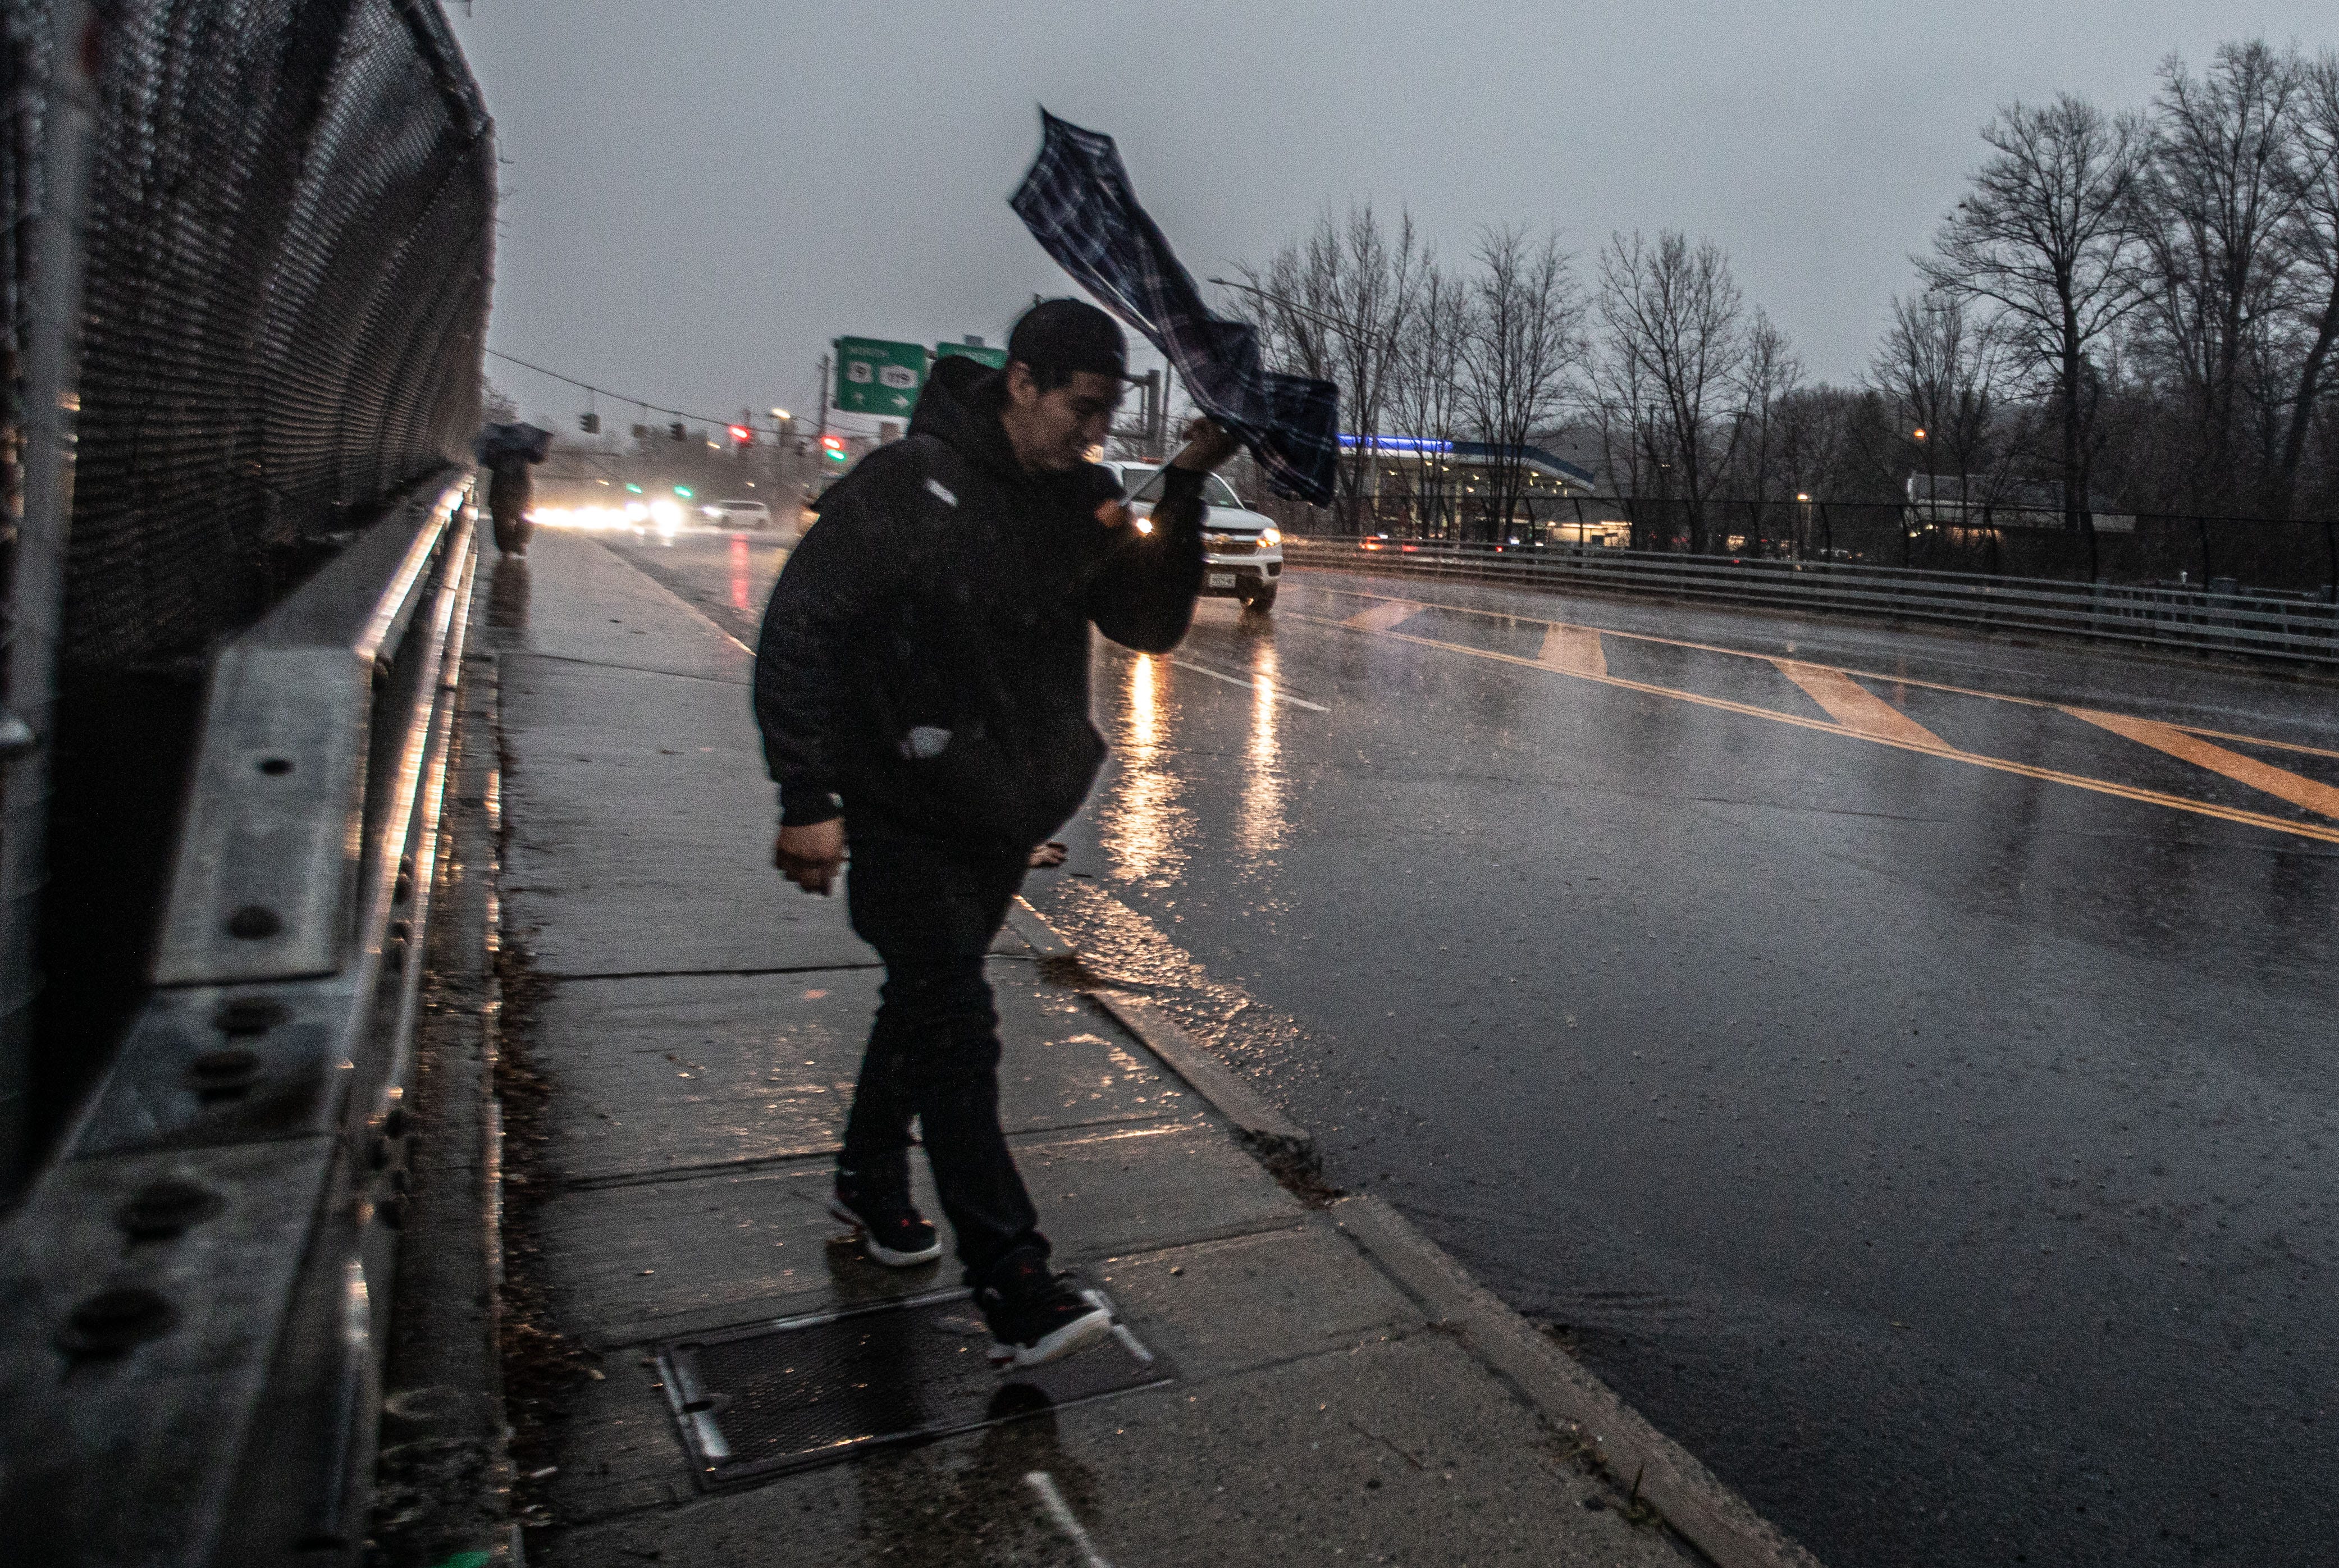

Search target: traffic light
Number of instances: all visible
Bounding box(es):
[728,423,753,447]
[669,422,686,442]
[820,434,847,464]
[579,412,601,434]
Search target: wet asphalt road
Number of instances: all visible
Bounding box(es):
[595,522,2338,1568]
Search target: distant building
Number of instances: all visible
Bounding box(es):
[1906,473,2135,534]
[1340,433,1623,540]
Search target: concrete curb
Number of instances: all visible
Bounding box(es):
[374,636,524,1566]
[1004,894,1076,958]
[1085,988,1317,1180]
[1332,1195,1825,1568]
[1041,899,1821,1568]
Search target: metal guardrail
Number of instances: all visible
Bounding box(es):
[1287,537,2339,667]
[0,472,478,1566]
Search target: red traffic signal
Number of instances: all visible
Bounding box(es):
[820,434,847,464]
[728,423,753,446]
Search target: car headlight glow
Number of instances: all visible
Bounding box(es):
[1259,527,1281,548]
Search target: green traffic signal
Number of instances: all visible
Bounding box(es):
[674,486,695,499]
[624,483,643,494]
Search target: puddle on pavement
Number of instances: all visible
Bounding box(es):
[1034,877,1316,1099]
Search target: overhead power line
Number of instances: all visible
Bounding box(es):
[483,347,779,430]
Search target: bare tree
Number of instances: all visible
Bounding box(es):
[1729,311,1802,553]
[1461,227,1585,541]
[1336,207,1423,529]
[1597,230,1748,553]
[1921,94,2149,543]
[1871,291,2008,513]
[2128,42,2304,511]
[1234,205,1422,532]
[2274,51,2339,517]
[1586,330,1660,547]
[1388,260,1475,536]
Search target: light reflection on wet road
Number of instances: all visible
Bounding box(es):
[604,524,2339,1568]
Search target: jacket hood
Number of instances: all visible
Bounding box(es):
[908,353,1122,514]
[909,355,1022,479]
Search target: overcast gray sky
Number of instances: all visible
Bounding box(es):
[449,1,2334,435]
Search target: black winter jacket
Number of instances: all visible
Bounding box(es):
[752,355,1205,848]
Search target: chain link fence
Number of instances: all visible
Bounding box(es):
[67,0,492,670]
[3,0,493,1187]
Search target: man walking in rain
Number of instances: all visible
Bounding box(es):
[753,299,1237,1366]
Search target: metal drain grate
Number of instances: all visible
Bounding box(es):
[657,1284,1173,1485]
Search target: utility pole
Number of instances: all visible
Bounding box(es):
[815,353,829,444]
[1146,368,1170,457]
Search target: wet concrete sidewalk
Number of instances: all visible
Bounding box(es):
[481,528,1813,1567]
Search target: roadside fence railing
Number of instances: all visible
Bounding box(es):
[0,474,479,1564]
[1284,535,2339,668]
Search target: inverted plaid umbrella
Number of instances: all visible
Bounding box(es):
[1010,109,1340,506]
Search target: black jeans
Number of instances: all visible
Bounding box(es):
[841,825,1044,1281]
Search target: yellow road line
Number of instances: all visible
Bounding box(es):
[1306,584,2339,760]
[1344,600,1422,633]
[2157,720,2339,764]
[1287,609,2339,846]
[1539,623,1606,677]
[1775,661,1945,748]
[2062,707,2339,821]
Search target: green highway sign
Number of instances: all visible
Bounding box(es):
[833,337,928,416]
[936,341,1007,369]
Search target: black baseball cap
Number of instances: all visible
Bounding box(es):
[1007,298,1131,382]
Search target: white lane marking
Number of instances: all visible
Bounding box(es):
[1166,656,1329,712]
[1026,1470,1114,1568]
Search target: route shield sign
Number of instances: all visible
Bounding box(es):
[833,337,928,415]
[935,341,1008,369]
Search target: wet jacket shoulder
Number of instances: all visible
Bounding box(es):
[751,356,1203,839]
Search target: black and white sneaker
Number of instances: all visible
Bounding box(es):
[977,1249,1113,1369]
[828,1171,942,1267]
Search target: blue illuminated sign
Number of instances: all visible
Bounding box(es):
[1338,435,1453,454]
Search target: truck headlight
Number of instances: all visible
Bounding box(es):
[1259,527,1281,548]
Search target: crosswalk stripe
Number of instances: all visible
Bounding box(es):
[1286,609,2339,847]
[1538,623,1606,677]
[2061,707,2339,821]
[1775,661,1944,748]
[1305,583,2338,761]
[1343,600,1420,632]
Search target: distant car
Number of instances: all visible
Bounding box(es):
[1103,461,1283,611]
[701,498,772,530]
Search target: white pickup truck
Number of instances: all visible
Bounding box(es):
[1103,462,1284,611]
